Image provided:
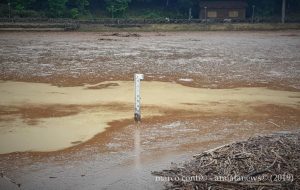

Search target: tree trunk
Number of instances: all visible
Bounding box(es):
[282,0,286,23]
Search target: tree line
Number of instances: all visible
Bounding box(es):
[0,0,299,19]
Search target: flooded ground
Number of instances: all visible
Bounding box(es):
[0,31,299,189]
[0,80,299,154]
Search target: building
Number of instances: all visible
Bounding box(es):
[199,0,248,20]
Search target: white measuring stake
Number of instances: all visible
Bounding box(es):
[134,74,144,122]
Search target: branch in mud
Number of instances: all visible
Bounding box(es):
[152,131,299,190]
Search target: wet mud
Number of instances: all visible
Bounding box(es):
[0,31,299,190]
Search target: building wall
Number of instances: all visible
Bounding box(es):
[200,8,246,20]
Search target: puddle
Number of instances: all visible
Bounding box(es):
[0,80,299,154]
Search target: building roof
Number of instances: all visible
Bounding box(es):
[199,0,248,9]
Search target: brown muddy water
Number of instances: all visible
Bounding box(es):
[0,80,299,154]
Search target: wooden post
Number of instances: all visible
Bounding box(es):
[189,8,192,20]
[134,74,144,122]
[282,0,286,23]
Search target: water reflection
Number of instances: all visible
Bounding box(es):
[133,124,142,189]
[134,124,141,170]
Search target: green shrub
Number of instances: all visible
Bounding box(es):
[70,8,79,19]
[143,11,163,19]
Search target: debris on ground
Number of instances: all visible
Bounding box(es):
[98,38,118,41]
[110,32,141,37]
[152,131,300,190]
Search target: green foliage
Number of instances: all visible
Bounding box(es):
[77,0,89,13]
[143,11,163,19]
[0,0,44,18]
[105,0,131,18]
[0,0,300,20]
[12,0,36,10]
[14,3,25,11]
[68,0,89,14]
[16,9,43,18]
[47,0,67,17]
[70,8,79,18]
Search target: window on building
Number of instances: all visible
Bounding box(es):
[229,11,239,18]
[207,11,217,18]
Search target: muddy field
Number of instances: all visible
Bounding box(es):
[1,31,300,89]
[0,31,299,190]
